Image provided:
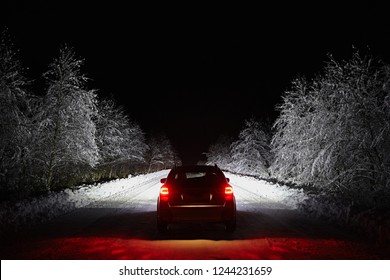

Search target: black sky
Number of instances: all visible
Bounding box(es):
[3,1,390,163]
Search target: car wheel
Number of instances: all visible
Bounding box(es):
[225,220,236,232]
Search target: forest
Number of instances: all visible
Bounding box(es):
[2,28,390,215]
[0,30,180,199]
[207,52,390,211]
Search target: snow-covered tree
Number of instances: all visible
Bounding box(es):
[0,29,32,193]
[96,97,148,176]
[34,45,100,190]
[230,118,272,177]
[206,135,234,170]
[271,51,390,206]
[145,132,180,172]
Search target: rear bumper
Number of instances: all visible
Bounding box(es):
[157,200,236,224]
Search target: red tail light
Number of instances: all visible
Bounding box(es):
[224,185,234,200]
[160,186,169,201]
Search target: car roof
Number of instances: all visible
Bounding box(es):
[170,164,221,172]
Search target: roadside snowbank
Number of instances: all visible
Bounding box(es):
[226,172,308,209]
[227,172,390,243]
[299,193,390,244]
[0,170,168,235]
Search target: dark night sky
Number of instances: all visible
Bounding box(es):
[3,1,390,163]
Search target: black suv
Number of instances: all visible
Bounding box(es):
[156,164,236,232]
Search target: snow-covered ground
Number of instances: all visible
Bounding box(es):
[0,170,168,235]
[227,173,308,210]
[0,170,388,243]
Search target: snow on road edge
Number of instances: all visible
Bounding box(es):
[0,170,169,235]
[226,172,308,209]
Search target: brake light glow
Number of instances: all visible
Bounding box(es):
[225,186,233,195]
[225,185,234,200]
[160,186,169,201]
[160,186,169,195]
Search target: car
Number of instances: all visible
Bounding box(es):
[156,164,236,232]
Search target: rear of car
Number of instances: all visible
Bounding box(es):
[157,165,236,232]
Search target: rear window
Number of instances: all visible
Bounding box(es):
[174,172,207,180]
[168,169,224,187]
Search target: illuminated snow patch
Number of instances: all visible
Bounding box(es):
[225,172,308,209]
[0,170,170,233]
[67,169,169,206]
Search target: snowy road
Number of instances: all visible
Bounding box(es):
[0,170,388,259]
